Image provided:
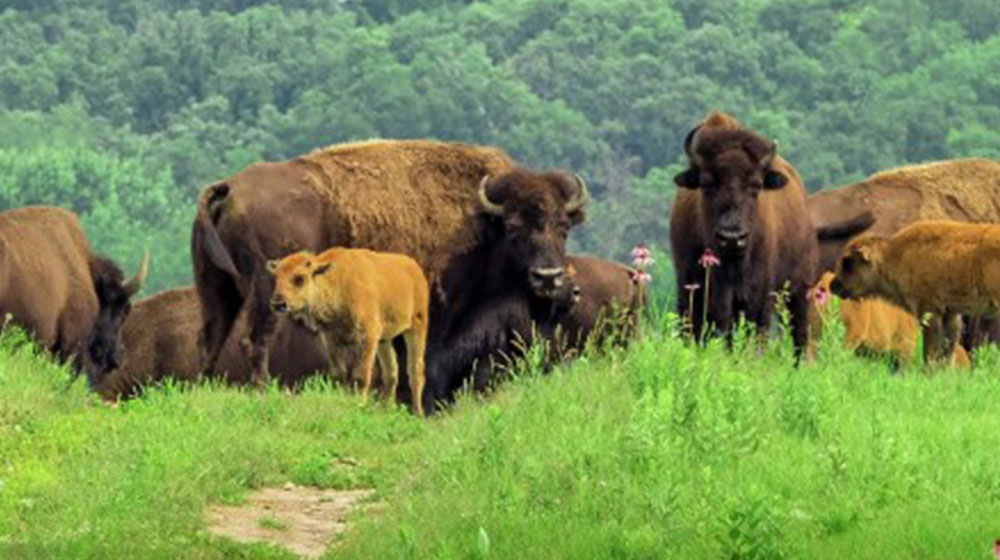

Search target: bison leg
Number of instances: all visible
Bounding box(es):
[921,315,945,365]
[943,311,964,367]
[375,341,398,403]
[353,327,380,403]
[404,322,427,417]
[197,275,242,380]
[788,286,812,363]
[245,272,277,388]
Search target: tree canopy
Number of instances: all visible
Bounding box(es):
[2,0,998,292]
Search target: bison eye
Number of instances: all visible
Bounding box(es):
[293,275,305,287]
[841,256,854,273]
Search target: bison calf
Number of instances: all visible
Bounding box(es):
[830,221,996,366]
[812,272,969,368]
[268,248,429,415]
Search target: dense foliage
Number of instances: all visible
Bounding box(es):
[2,0,999,291]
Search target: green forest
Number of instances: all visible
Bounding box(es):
[2,0,1000,293]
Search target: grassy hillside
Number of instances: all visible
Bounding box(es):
[2,314,1000,559]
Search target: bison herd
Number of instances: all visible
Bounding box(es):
[4,110,1000,414]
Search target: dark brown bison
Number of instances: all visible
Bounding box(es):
[94,287,335,400]
[808,158,1000,350]
[192,140,588,412]
[0,206,148,379]
[670,112,817,358]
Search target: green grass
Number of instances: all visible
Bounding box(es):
[2,310,1000,559]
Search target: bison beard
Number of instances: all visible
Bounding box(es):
[191,140,587,413]
[670,112,817,358]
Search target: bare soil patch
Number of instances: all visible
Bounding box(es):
[206,484,374,558]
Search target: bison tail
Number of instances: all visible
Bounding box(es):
[815,210,876,241]
[195,184,240,280]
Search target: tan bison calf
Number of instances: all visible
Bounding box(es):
[812,272,969,367]
[829,221,996,366]
[268,248,429,415]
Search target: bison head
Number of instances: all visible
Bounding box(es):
[674,124,789,260]
[85,250,150,385]
[829,236,887,300]
[477,168,588,299]
[267,252,325,331]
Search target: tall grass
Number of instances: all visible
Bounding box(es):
[2,309,999,559]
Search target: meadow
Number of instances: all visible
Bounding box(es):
[2,305,1000,559]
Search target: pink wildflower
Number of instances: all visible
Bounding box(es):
[631,244,653,268]
[698,248,721,268]
[633,271,652,284]
[993,539,1000,560]
[811,286,830,307]
[683,283,699,292]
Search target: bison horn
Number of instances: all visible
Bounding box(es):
[477,175,504,216]
[760,140,779,168]
[565,173,590,213]
[123,249,150,297]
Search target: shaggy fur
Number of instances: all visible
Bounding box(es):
[192,140,586,413]
[95,287,334,400]
[268,248,429,415]
[0,206,146,381]
[670,112,817,359]
[809,158,1000,353]
[811,272,969,368]
[830,221,1000,365]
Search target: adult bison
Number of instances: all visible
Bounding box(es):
[808,158,1000,349]
[93,287,334,400]
[192,140,588,412]
[0,206,148,379]
[670,112,817,358]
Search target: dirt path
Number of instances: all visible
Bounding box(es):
[206,484,374,558]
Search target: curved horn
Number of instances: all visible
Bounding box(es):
[682,124,702,158]
[477,175,504,216]
[761,140,779,168]
[122,249,150,297]
[565,173,590,213]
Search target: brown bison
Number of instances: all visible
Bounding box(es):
[268,248,430,415]
[0,206,148,379]
[94,287,334,400]
[457,253,645,393]
[553,255,644,356]
[830,221,1000,365]
[670,112,817,358]
[809,158,1000,349]
[192,140,587,412]
[811,271,969,368]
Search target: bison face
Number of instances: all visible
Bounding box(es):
[477,170,588,299]
[675,126,788,260]
[85,251,149,385]
[830,237,885,299]
[267,252,325,330]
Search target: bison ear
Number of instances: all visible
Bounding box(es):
[265,260,279,274]
[313,263,332,276]
[763,170,788,189]
[674,167,701,189]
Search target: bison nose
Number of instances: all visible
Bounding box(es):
[529,266,567,294]
[715,229,749,251]
[270,299,287,313]
[829,278,846,297]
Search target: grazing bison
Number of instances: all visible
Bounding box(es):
[670,112,817,358]
[94,287,334,400]
[268,248,430,415]
[551,255,644,358]
[811,272,969,368]
[830,221,1000,365]
[0,206,148,380]
[192,140,587,412]
[809,158,1000,351]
